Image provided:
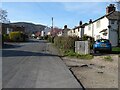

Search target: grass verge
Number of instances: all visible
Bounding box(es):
[63,50,93,60]
[103,56,113,62]
[112,47,120,52]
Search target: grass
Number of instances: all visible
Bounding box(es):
[63,50,93,60]
[112,47,120,52]
[103,56,113,62]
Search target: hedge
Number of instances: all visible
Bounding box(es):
[9,31,28,42]
[54,36,79,51]
[82,35,95,49]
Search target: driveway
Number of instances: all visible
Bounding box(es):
[2,39,82,88]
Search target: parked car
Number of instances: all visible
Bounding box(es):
[93,39,112,53]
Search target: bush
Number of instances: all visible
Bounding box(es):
[48,36,54,43]
[82,35,95,49]
[2,34,10,42]
[54,36,79,51]
[9,31,28,42]
[43,35,48,40]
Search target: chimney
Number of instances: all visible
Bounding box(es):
[79,21,82,26]
[89,19,92,23]
[64,25,67,29]
[106,4,116,14]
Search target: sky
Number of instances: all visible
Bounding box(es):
[1,2,118,28]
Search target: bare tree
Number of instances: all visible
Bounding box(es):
[0,9,10,23]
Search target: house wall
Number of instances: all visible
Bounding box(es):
[109,19,119,46]
[84,17,109,41]
[93,17,109,41]
[67,28,84,38]
[84,17,119,46]
[57,31,62,36]
[84,23,93,37]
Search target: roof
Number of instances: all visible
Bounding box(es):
[84,11,120,26]
[73,23,88,30]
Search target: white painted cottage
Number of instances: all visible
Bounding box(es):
[84,4,120,46]
[67,22,86,38]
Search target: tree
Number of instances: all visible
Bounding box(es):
[0,9,10,23]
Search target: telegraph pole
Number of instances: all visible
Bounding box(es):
[51,17,53,36]
[52,17,53,30]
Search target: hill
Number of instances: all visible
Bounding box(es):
[10,22,46,34]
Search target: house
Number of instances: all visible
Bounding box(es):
[83,4,120,46]
[57,25,71,37]
[1,23,25,34]
[50,27,62,37]
[41,26,51,37]
[1,23,13,34]
[67,22,87,38]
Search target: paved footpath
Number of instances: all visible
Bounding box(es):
[2,40,82,89]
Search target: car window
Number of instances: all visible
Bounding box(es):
[97,39,109,43]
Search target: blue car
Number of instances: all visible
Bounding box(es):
[93,39,112,53]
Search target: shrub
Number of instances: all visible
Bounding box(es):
[2,34,10,42]
[43,35,48,40]
[54,36,79,51]
[9,31,28,42]
[48,36,54,43]
[82,35,95,49]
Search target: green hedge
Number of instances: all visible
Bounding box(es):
[54,36,79,51]
[82,35,95,49]
[48,36,54,43]
[9,31,28,42]
[2,34,10,42]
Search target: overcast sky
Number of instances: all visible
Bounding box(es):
[2,2,118,28]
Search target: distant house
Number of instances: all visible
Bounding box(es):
[1,23,25,34]
[1,23,13,34]
[35,31,41,37]
[67,22,87,38]
[50,27,62,37]
[84,4,120,46]
[41,27,51,37]
[57,25,71,37]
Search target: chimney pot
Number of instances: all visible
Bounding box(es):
[64,25,67,29]
[79,21,82,26]
[106,4,116,14]
[89,19,92,23]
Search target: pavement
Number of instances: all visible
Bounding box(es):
[2,39,82,89]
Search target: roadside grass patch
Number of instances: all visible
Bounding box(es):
[103,56,113,62]
[64,50,93,60]
[112,47,120,52]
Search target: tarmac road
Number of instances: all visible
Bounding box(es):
[2,39,82,89]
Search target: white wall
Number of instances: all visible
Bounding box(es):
[67,28,84,38]
[93,17,109,41]
[57,31,63,36]
[109,20,118,46]
[84,17,109,41]
[84,17,118,46]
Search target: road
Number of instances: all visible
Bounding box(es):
[2,40,82,89]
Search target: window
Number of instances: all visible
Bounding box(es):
[111,20,115,24]
[74,30,75,33]
[96,20,101,28]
